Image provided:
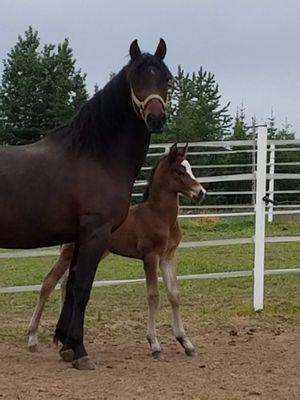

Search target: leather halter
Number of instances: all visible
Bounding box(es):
[131,88,167,121]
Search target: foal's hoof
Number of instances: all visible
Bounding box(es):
[59,348,75,362]
[185,347,196,357]
[176,336,196,356]
[28,344,38,353]
[72,356,96,370]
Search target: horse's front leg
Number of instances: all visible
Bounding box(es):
[143,253,161,358]
[57,217,110,370]
[160,254,195,356]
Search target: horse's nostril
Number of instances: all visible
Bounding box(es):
[147,113,154,124]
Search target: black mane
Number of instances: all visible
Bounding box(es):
[49,67,133,155]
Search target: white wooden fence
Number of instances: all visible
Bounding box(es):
[0,127,299,310]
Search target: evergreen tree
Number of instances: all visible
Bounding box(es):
[267,109,277,139]
[231,102,248,140]
[0,27,87,144]
[0,27,42,142]
[160,66,232,143]
[271,118,295,140]
[94,83,100,94]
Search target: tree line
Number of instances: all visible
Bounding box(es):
[0,27,298,205]
[1,27,296,146]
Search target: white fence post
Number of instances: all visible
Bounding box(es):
[268,144,275,222]
[253,125,268,311]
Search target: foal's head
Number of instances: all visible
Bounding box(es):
[156,144,206,201]
[127,39,173,133]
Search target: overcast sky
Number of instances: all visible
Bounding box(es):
[1,0,299,136]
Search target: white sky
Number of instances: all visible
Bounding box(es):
[1,0,299,136]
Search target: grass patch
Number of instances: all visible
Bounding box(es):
[0,242,299,287]
[0,216,299,343]
[0,274,299,345]
[180,215,300,241]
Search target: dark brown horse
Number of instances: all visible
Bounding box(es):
[27,144,206,358]
[0,39,172,369]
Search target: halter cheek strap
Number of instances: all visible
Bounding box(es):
[131,88,167,119]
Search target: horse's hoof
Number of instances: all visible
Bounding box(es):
[59,348,75,362]
[28,335,38,352]
[72,356,96,370]
[185,347,196,357]
[152,350,162,360]
[28,344,38,353]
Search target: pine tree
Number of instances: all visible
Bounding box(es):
[94,83,100,94]
[162,66,232,143]
[267,109,277,139]
[272,118,295,140]
[231,102,248,140]
[0,27,88,144]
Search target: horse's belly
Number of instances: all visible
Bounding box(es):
[0,208,77,249]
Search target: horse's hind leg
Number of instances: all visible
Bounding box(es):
[160,254,195,356]
[27,243,75,352]
[143,253,161,358]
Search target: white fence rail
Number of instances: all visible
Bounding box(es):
[0,131,299,310]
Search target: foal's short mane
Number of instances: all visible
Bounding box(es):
[142,155,168,202]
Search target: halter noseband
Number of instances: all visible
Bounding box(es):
[131,88,167,121]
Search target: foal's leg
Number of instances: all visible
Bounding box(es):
[160,255,195,356]
[27,244,75,351]
[143,253,161,358]
[54,218,111,370]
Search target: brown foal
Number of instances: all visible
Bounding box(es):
[28,143,206,357]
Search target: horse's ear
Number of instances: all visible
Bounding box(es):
[154,38,167,60]
[169,143,178,160]
[129,39,141,61]
[183,143,189,158]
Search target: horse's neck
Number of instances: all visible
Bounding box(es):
[94,70,150,178]
[147,187,179,224]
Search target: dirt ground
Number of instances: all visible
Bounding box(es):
[0,321,299,400]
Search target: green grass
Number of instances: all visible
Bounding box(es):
[0,216,299,344]
[0,242,299,287]
[0,274,299,345]
[179,215,300,241]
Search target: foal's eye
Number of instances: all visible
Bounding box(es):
[175,167,186,176]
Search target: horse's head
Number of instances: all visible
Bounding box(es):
[127,38,173,133]
[160,143,206,201]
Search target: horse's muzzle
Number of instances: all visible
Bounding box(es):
[191,185,206,204]
[146,112,166,133]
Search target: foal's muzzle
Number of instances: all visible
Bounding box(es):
[191,184,206,204]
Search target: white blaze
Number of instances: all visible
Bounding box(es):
[181,159,206,195]
[181,159,196,179]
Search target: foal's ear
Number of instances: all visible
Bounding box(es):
[183,143,189,158]
[154,38,167,60]
[169,143,178,160]
[129,39,141,61]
